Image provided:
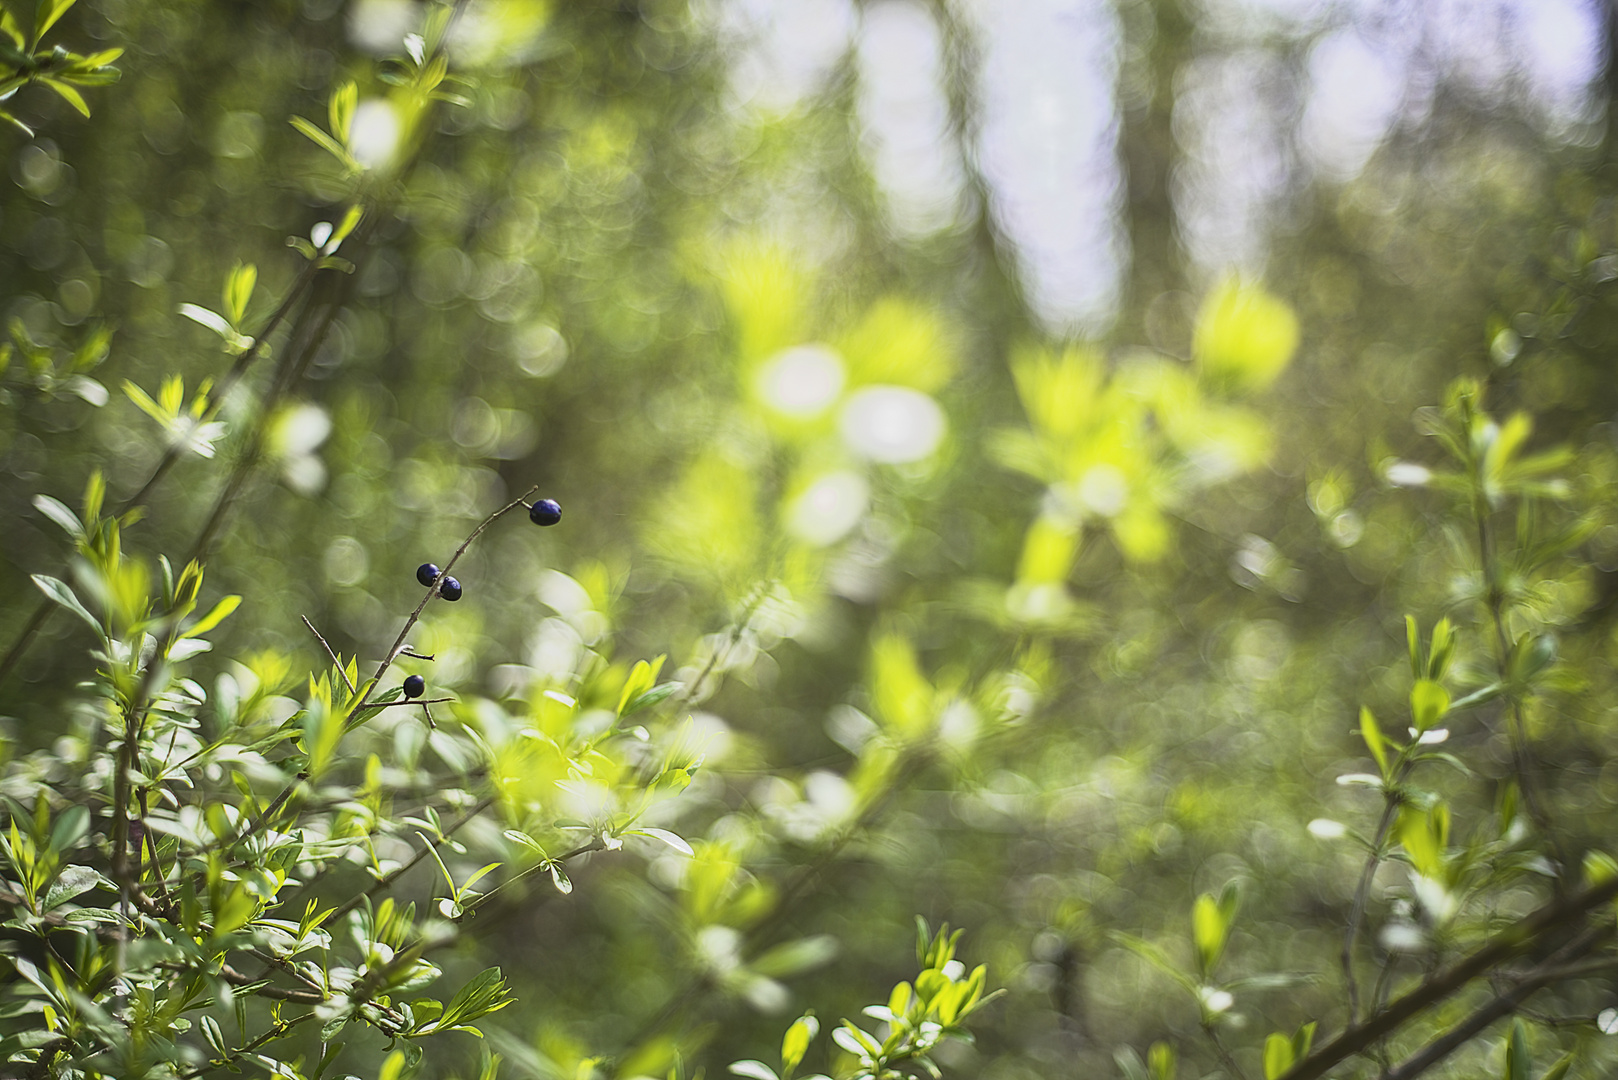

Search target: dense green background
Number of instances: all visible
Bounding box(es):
[4,2,1618,1078]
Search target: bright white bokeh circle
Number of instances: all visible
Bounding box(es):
[839,385,946,463]
[756,344,846,417]
[788,470,870,546]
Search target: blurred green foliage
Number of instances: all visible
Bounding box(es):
[4,1,1618,1079]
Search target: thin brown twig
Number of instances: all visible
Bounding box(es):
[302,614,355,694]
[344,486,539,728]
[1379,923,1613,1080]
[1280,873,1618,1080]
[177,1010,318,1080]
[1204,1022,1252,1080]
[1342,795,1400,1024]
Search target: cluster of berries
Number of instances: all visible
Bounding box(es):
[401,498,562,702]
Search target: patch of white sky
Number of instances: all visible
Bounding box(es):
[962,0,1128,334]
[856,2,970,240]
[695,0,1605,325]
[1181,0,1605,273]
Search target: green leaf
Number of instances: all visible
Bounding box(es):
[1539,1051,1575,1080]
[621,682,680,718]
[1583,850,1618,884]
[290,115,356,169]
[1399,802,1449,879]
[0,8,23,47]
[1110,933,1198,994]
[1507,634,1557,686]
[38,76,87,116]
[503,829,547,855]
[1410,679,1450,733]
[330,203,364,249]
[178,303,233,338]
[781,1014,819,1073]
[1146,1042,1176,1080]
[328,79,356,143]
[223,262,256,326]
[1427,618,1455,679]
[32,574,101,634]
[183,594,240,639]
[629,827,692,856]
[617,657,659,715]
[459,861,503,898]
[42,864,103,910]
[32,494,83,540]
[1114,1049,1150,1080]
[833,1022,882,1060]
[751,935,839,978]
[1504,1018,1529,1080]
[1291,1022,1317,1064]
[1191,275,1299,393]
[1405,614,1421,681]
[1263,1033,1294,1080]
[31,0,76,45]
[0,113,31,138]
[1191,890,1233,977]
[1359,706,1388,778]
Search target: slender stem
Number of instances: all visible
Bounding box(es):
[178,1011,318,1079]
[302,615,355,694]
[1204,1022,1252,1080]
[458,836,605,913]
[121,256,327,516]
[324,795,498,923]
[185,265,351,568]
[1379,924,1612,1080]
[345,486,539,727]
[1470,485,1562,875]
[1342,794,1402,1024]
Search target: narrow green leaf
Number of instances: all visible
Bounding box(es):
[32,494,83,540]
[32,0,76,45]
[183,594,240,639]
[328,79,356,143]
[1410,679,1450,733]
[1539,1051,1574,1080]
[1505,1018,1529,1080]
[1146,1042,1176,1080]
[1263,1033,1293,1080]
[781,1014,819,1073]
[32,574,101,634]
[630,827,693,856]
[39,76,87,116]
[223,262,256,326]
[289,115,355,168]
[1359,706,1388,777]
[1191,893,1228,977]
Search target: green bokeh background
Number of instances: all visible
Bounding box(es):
[4,2,1618,1078]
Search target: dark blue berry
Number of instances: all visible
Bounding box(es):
[403,674,425,699]
[416,563,440,587]
[529,498,562,527]
[439,576,463,601]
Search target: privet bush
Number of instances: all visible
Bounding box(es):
[4,2,1618,1080]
